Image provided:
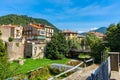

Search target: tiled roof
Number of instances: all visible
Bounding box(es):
[29,23,43,29]
[29,23,53,29]
[90,32,104,38]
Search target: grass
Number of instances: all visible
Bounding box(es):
[10,58,70,74]
[78,54,91,59]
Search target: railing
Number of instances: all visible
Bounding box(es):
[88,57,110,80]
[48,58,94,80]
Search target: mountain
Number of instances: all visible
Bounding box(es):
[93,27,107,34]
[80,27,107,35]
[0,14,59,32]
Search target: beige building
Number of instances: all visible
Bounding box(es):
[0,24,23,42]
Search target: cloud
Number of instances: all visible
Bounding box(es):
[90,27,98,30]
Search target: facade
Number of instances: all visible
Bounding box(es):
[61,30,78,40]
[0,24,23,42]
[24,41,46,59]
[23,23,54,59]
[23,23,54,42]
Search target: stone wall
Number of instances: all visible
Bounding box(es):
[7,42,24,61]
[24,42,46,59]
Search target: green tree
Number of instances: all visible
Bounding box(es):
[84,33,104,63]
[45,33,68,59]
[0,39,11,79]
[68,37,81,50]
[105,23,120,52]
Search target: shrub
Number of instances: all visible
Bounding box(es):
[8,37,14,42]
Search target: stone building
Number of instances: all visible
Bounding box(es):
[24,41,46,59]
[0,24,23,42]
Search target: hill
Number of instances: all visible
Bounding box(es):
[93,27,107,34]
[0,14,59,32]
[80,27,107,35]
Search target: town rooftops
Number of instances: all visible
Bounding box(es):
[89,32,104,38]
[29,23,54,29]
[29,23,43,29]
[62,30,78,34]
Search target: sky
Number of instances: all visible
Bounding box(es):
[0,0,120,33]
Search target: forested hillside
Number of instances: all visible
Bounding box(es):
[0,14,59,32]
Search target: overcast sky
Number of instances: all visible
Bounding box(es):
[0,0,120,32]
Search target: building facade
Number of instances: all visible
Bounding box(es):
[61,30,78,40]
[23,23,54,59]
[0,24,23,42]
[23,23,54,42]
[24,41,46,59]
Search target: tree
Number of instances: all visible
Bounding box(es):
[45,33,68,59]
[83,33,104,63]
[68,37,81,50]
[105,23,120,52]
[0,39,11,79]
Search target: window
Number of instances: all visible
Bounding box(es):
[40,30,45,35]
[39,47,41,49]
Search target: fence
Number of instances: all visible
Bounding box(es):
[88,57,110,80]
[48,58,94,80]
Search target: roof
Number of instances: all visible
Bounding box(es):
[0,24,21,28]
[62,30,78,34]
[45,25,54,29]
[29,23,43,29]
[90,32,104,38]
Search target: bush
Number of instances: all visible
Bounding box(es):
[28,67,50,80]
[8,37,14,42]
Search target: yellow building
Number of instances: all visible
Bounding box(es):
[61,30,78,40]
[61,30,85,43]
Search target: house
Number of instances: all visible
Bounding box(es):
[0,24,23,42]
[61,30,78,40]
[89,32,104,39]
[23,23,54,42]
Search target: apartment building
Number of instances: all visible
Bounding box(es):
[23,23,54,42]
